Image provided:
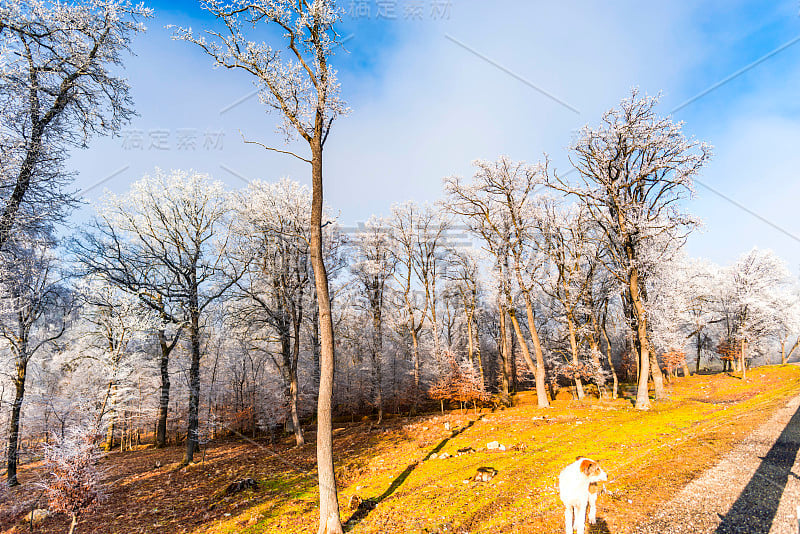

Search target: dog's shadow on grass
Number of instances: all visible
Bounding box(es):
[589,518,612,533]
[343,418,478,531]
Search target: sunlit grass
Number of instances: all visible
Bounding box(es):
[194,365,800,534]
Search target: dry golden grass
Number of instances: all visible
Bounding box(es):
[8,365,800,534]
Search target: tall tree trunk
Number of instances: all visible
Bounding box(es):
[600,316,618,399]
[741,338,747,380]
[105,382,118,451]
[310,290,321,406]
[473,314,485,390]
[310,142,343,534]
[6,362,26,487]
[520,292,549,408]
[566,316,585,400]
[497,302,511,405]
[372,305,384,424]
[290,314,305,446]
[649,349,666,398]
[410,326,420,390]
[183,306,201,465]
[289,373,304,446]
[465,306,475,365]
[630,268,651,410]
[156,330,171,448]
[696,331,703,374]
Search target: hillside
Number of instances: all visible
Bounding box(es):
[5,366,800,534]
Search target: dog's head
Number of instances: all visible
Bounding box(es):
[578,458,608,482]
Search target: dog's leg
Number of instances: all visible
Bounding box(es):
[575,503,587,534]
[564,505,573,534]
[588,491,598,524]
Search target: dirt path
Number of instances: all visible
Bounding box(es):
[631,393,800,534]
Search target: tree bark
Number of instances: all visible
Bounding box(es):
[566,316,585,400]
[371,303,384,424]
[182,306,201,465]
[497,302,511,405]
[630,268,651,410]
[696,332,703,374]
[649,349,666,398]
[310,142,343,534]
[156,330,171,448]
[6,362,26,486]
[105,381,118,452]
[290,301,305,446]
[289,372,304,446]
[741,338,747,380]
[600,316,618,400]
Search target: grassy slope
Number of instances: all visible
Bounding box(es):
[8,366,800,534]
[204,366,800,534]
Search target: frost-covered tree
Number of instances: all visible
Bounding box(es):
[174,1,349,527]
[537,200,602,399]
[772,278,800,365]
[1,238,67,486]
[40,424,104,534]
[444,157,550,407]
[389,202,449,392]
[0,0,150,250]
[716,248,792,378]
[551,90,710,410]
[76,278,154,451]
[87,170,234,464]
[442,248,485,388]
[228,179,312,446]
[351,216,395,423]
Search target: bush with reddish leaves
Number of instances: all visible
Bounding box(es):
[40,427,105,533]
[662,350,687,377]
[429,352,489,412]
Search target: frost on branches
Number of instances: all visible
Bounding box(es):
[552,89,711,410]
[0,0,150,250]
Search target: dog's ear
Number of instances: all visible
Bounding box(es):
[580,459,594,475]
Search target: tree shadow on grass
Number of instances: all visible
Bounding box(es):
[714,402,800,533]
[588,518,612,534]
[343,418,478,531]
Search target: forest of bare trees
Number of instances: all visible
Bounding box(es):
[2,2,799,533]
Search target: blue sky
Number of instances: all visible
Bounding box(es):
[67,0,800,271]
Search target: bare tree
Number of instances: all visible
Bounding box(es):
[716,248,791,379]
[0,0,150,251]
[228,179,312,446]
[77,278,153,452]
[74,227,185,450]
[444,157,550,408]
[1,238,67,486]
[351,217,395,423]
[537,202,600,399]
[551,90,710,410]
[87,170,234,464]
[174,2,348,528]
[443,248,485,388]
[389,202,449,394]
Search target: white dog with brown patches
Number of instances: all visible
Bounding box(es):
[558,457,607,534]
